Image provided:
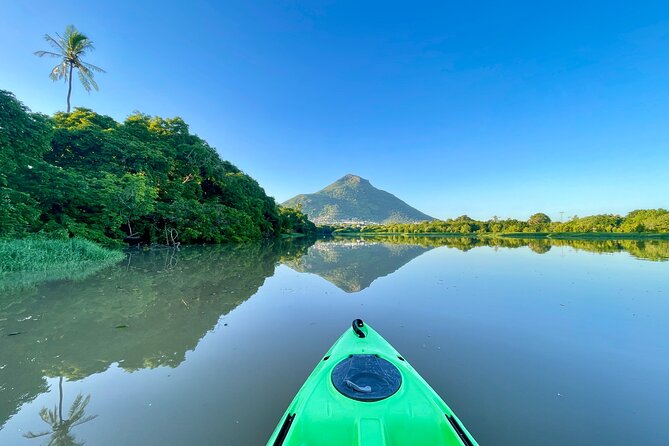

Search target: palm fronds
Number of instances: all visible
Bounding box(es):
[23,390,97,446]
[34,25,104,110]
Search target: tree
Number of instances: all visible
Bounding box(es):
[621,209,669,233]
[279,206,317,235]
[0,90,52,237]
[35,25,105,112]
[528,213,551,226]
[528,212,551,232]
[121,175,155,237]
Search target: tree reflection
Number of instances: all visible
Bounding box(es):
[335,234,669,261]
[0,238,314,430]
[23,377,96,446]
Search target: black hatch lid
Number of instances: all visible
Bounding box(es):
[331,354,402,402]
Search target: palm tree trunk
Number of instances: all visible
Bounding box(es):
[58,376,64,422]
[67,64,73,113]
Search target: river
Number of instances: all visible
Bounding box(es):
[1,236,668,445]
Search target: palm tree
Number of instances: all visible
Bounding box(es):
[23,377,97,446]
[34,25,105,112]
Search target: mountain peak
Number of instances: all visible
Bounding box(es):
[337,173,367,184]
[282,175,434,225]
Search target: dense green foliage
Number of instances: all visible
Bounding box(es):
[278,206,317,235]
[0,90,310,244]
[282,174,434,224]
[330,209,669,236]
[0,237,124,290]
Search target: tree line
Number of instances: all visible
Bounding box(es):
[0,90,313,245]
[328,210,669,235]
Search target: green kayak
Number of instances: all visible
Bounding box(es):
[267,319,479,446]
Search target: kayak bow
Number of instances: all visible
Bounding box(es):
[267,319,479,446]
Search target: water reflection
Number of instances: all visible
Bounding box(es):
[283,236,669,293]
[0,239,312,429]
[1,235,668,445]
[333,235,669,261]
[284,238,433,292]
[23,377,96,446]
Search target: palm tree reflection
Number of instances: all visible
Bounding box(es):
[23,377,97,446]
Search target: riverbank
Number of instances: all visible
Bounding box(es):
[0,237,125,290]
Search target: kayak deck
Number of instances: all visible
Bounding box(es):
[267,320,478,446]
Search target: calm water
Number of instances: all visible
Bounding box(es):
[1,237,668,445]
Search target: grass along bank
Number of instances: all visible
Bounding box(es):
[0,237,125,291]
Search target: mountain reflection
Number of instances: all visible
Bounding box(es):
[284,235,669,293]
[0,239,312,429]
[284,238,434,292]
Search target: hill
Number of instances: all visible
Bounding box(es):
[0,89,312,245]
[282,174,434,224]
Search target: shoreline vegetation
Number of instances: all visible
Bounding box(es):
[0,238,125,291]
[330,231,669,240]
[1,88,313,286]
[321,210,669,239]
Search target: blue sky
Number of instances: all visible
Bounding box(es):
[2,1,668,220]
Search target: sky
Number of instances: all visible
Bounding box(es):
[1,1,669,220]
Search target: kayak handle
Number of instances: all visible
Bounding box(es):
[352,319,366,338]
[346,379,372,393]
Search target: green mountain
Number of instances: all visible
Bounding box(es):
[282,174,434,224]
